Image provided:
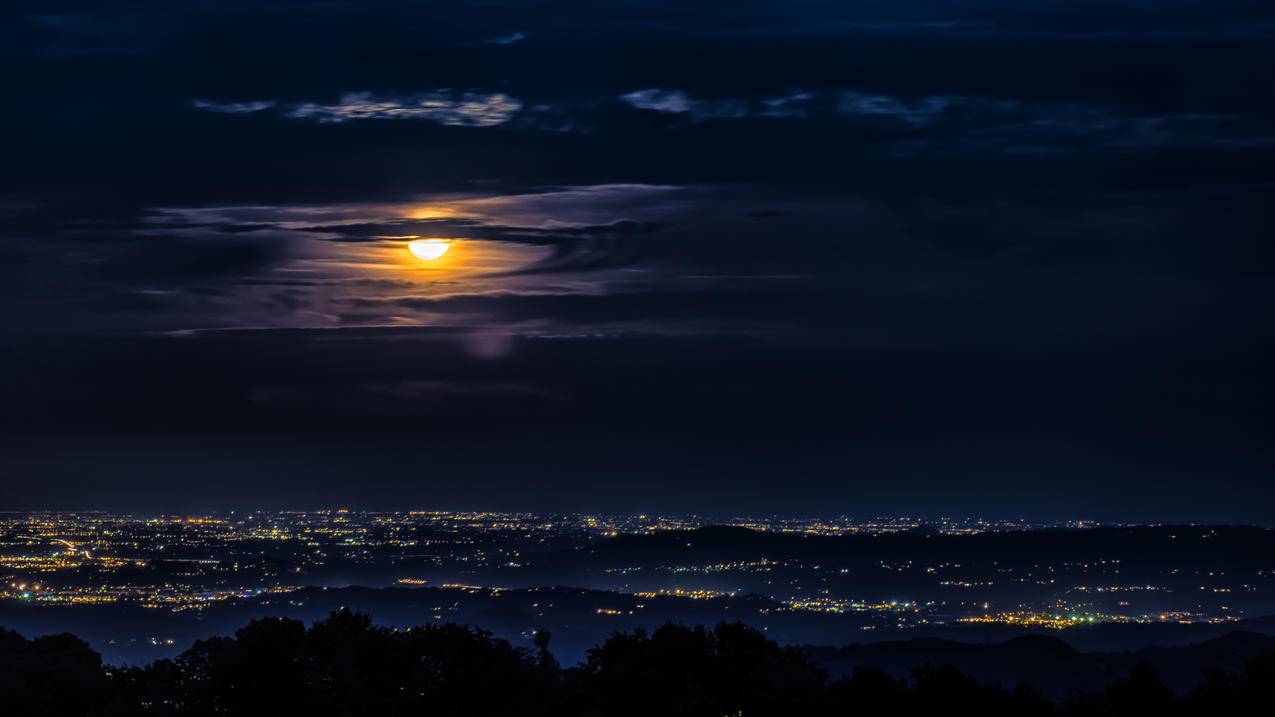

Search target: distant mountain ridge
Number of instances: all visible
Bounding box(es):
[573,524,1275,567]
[807,630,1275,696]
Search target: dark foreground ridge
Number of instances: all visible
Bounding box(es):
[3,611,1274,716]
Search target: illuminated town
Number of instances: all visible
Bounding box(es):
[0,511,1268,664]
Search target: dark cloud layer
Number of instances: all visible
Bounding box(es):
[1,1,1273,519]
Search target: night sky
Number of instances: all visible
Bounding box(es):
[1,1,1273,521]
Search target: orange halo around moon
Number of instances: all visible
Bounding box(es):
[407,238,451,261]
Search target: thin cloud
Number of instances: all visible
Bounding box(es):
[620,89,749,119]
[285,91,522,126]
[191,99,276,114]
[483,31,527,45]
[191,92,523,127]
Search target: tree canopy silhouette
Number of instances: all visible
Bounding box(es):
[1,612,1273,716]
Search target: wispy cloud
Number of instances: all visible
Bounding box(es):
[620,88,1011,126]
[191,99,276,114]
[192,92,523,127]
[484,31,527,45]
[286,91,522,126]
[617,88,1268,153]
[621,89,696,114]
[620,89,749,119]
[835,92,961,124]
[622,88,962,123]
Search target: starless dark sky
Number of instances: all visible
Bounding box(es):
[1,1,1273,521]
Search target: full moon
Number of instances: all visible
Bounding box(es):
[407,239,451,261]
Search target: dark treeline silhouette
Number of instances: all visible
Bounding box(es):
[2,610,1274,716]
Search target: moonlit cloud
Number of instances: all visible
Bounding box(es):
[760,92,816,118]
[484,31,527,45]
[192,92,524,127]
[835,92,957,124]
[191,99,276,114]
[68,184,695,335]
[621,89,695,114]
[285,91,522,126]
[620,89,749,119]
[620,88,945,123]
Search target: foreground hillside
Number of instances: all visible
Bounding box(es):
[3,610,1274,716]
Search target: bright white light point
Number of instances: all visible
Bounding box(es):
[407,239,451,261]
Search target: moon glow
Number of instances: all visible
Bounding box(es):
[407,239,451,261]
